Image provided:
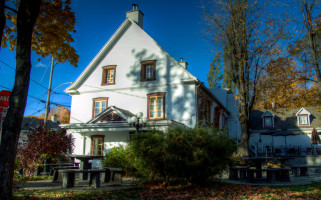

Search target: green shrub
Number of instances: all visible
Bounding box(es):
[101,146,135,176]
[130,126,236,185]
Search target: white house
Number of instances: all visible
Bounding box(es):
[249,106,321,156]
[62,5,241,156]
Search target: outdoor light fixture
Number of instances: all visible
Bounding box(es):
[128,112,148,132]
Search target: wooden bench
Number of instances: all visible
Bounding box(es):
[229,166,248,180]
[246,168,290,183]
[52,166,79,182]
[62,168,123,188]
[291,165,321,176]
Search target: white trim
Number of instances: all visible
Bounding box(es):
[296,107,311,126]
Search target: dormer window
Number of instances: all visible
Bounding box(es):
[102,65,116,85]
[298,115,309,125]
[141,60,156,82]
[296,108,311,126]
[261,110,275,128]
[264,116,273,127]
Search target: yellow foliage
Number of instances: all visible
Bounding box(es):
[254,57,321,110]
[2,0,79,67]
[39,106,70,124]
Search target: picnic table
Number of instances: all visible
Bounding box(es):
[69,155,103,180]
[243,157,273,178]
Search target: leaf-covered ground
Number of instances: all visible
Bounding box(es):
[14,182,321,200]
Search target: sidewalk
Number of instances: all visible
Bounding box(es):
[220,169,321,186]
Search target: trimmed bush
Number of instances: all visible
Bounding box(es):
[130,126,236,185]
[101,146,136,176]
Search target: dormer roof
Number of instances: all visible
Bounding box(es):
[261,110,275,118]
[296,107,312,116]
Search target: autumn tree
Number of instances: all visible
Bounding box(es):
[0,0,78,199]
[17,124,74,176]
[222,48,237,93]
[203,0,286,156]
[39,106,70,124]
[298,0,321,96]
[254,57,321,110]
[207,52,223,88]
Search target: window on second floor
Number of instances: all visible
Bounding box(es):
[147,92,165,120]
[92,97,108,118]
[298,114,309,126]
[263,116,273,127]
[102,65,116,85]
[141,60,156,82]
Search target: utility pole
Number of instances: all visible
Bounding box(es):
[44,57,55,126]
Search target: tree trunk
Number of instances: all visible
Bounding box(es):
[237,87,249,157]
[0,0,40,199]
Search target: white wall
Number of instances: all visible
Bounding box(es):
[70,130,129,155]
[69,21,197,127]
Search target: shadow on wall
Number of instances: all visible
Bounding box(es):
[125,48,196,127]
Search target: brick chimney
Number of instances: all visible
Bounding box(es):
[179,58,188,70]
[126,4,144,28]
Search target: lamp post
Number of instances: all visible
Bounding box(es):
[128,112,148,132]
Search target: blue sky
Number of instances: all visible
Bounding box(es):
[0,0,214,117]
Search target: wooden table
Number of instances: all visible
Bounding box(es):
[69,155,103,180]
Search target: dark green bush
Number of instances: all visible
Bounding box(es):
[130,126,236,185]
[101,146,135,176]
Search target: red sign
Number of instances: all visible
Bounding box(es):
[0,90,11,107]
[0,106,8,120]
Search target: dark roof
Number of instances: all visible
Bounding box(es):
[21,117,61,130]
[250,106,321,130]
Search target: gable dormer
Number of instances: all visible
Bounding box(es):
[261,110,275,128]
[296,107,311,126]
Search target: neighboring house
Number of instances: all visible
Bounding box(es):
[249,106,321,154]
[19,117,61,144]
[62,5,241,156]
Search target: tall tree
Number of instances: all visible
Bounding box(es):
[254,57,321,110]
[222,46,236,93]
[0,0,78,198]
[203,0,286,156]
[207,52,223,88]
[0,1,41,199]
[298,0,321,95]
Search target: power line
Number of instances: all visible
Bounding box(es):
[0,60,70,96]
[0,85,71,108]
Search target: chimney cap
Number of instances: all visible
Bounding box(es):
[132,3,138,10]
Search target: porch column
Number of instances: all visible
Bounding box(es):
[83,133,86,154]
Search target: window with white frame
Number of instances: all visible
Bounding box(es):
[298,114,309,125]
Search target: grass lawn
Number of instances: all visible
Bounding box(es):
[13,181,321,200]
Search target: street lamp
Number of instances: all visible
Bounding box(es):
[128,112,148,132]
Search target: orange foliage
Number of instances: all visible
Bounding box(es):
[254,57,321,110]
[39,106,70,124]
